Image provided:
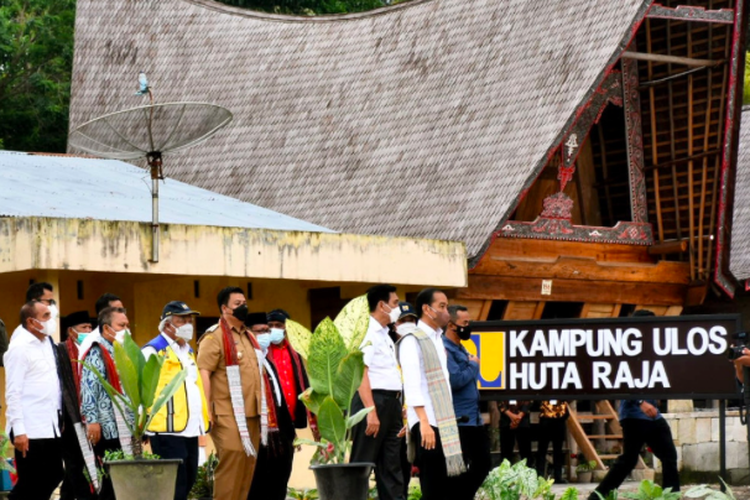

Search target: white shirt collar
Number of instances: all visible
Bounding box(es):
[368,315,389,334]
[417,319,443,339]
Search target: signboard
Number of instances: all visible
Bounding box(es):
[463,314,741,400]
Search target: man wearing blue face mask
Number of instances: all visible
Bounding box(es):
[247,313,296,500]
[142,301,209,500]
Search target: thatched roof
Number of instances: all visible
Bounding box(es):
[69,0,648,261]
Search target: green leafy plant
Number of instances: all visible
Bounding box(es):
[286,319,313,359]
[189,453,219,499]
[622,480,681,500]
[0,432,15,474]
[575,460,597,473]
[685,479,735,500]
[478,459,554,500]
[333,294,370,351]
[294,317,372,464]
[407,484,423,500]
[561,487,580,500]
[287,487,320,500]
[81,332,187,459]
[594,490,619,500]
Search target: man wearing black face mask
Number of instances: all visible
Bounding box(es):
[197,287,262,500]
[443,305,491,500]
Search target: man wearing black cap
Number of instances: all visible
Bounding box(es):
[246,312,296,500]
[143,301,209,500]
[59,311,96,500]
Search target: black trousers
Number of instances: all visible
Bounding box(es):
[536,417,567,481]
[591,418,679,500]
[96,437,122,500]
[247,433,295,500]
[445,425,492,500]
[500,426,532,465]
[9,436,64,500]
[411,424,448,500]
[149,435,199,500]
[350,391,406,500]
[60,417,96,500]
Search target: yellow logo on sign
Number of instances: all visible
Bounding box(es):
[462,331,505,389]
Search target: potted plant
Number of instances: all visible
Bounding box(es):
[83,333,187,499]
[295,316,374,500]
[576,460,597,483]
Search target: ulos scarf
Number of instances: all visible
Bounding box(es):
[219,319,278,455]
[81,342,133,456]
[398,329,466,477]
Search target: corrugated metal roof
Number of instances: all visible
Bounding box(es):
[0,151,333,233]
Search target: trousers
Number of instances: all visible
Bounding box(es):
[350,391,406,500]
[10,437,64,500]
[247,432,295,500]
[150,435,199,500]
[444,425,492,500]
[536,417,567,481]
[411,424,449,500]
[591,418,679,499]
[212,415,260,500]
[500,426,532,465]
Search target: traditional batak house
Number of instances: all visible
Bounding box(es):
[68,0,748,475]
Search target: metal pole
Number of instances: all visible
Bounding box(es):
[719,399,726,489]
[148,152,162,263]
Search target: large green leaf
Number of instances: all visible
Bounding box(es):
[286,319,312,360]
[307,318,346,396]
[122,332,145,381]
[333,295,369,351]
[144,370,188,433]
[80,360,137,436]
[113,340,141,411]
[316,396,346,448]
[332,350,364,411]
[346,406,373,430]
[298,387,327,415]
[139,354,163,409]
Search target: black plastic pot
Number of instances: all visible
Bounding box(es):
[310,462,374,500]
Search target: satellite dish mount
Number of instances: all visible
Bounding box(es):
[68,74,232,263]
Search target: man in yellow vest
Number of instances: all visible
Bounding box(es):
[143,301,210,500]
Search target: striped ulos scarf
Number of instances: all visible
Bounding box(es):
[398,329,466,477]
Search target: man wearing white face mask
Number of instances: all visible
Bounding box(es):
[80,306,134,500]
[11,282,60,343]
[4,300,64,500]
[351,284,407,500]
[142,301,209,500]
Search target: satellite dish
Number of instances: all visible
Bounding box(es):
[69,79,233,263]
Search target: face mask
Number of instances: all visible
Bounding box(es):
[270,328,285,345]
[256,333,272,350]
[428,305,450,328]
[396,322,417,337]
[455,324,472,341]
[384,303,401,324]
[75,332,88,345]
[231,304,248,322]
[35,319,56,337]
[48,304,59,320]
[175,323,194,341]
[114,328,129,344]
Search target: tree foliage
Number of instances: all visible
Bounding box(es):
[218,0,390,15]
[0,0,75,152]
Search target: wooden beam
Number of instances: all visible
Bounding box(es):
[647,5,734,24]
[648,240,688,255]
[457,275,687,306]
[472,256,691,285]
[622,51,723,67]
[567,410,606,470]
[476,237,656,266]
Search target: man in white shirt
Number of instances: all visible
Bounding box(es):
[398,288,462,500]
[350,284,406,500]
[142,301,209,500]
[4,300,64,499]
